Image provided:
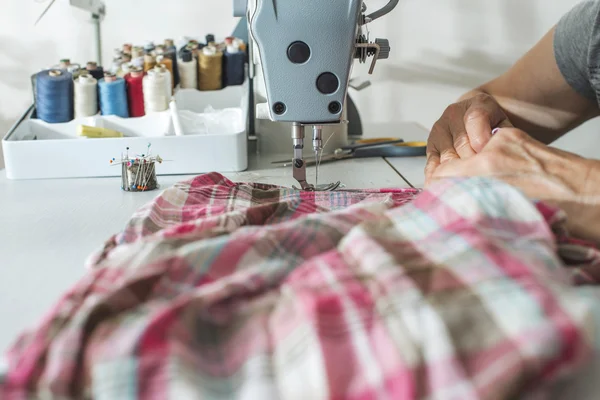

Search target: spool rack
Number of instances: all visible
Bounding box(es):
[2,86,248,180]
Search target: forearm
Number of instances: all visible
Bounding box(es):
[466,86,596,145]
[457,87,572,142]
[458,26,599,145]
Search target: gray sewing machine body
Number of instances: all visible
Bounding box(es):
[234,0,398,190]
[248,0,362,124]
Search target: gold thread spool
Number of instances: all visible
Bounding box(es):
[144,54,156,72]
[198,47,222,91]
[157,56,174,91]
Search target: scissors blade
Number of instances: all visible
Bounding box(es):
[340,139,405,151]
[352,142,427,158]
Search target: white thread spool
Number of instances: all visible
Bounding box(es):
[74,74,98,118]
[155,57,172,99]
[178,51,197,89]
[143,68,168,112]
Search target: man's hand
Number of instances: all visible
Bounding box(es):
[426,128,600,243]
[425,93,513,184]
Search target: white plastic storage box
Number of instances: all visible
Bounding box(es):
[2,86,248,180]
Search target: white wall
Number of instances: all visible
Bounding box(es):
[1,0,598,169]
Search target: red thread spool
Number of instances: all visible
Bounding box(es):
[125,70,145,117]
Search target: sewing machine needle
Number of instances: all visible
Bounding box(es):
[315,149,319,188]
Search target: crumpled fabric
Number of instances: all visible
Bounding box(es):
[3,173,600,400]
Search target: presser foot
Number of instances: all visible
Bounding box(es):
[292,157,341,191]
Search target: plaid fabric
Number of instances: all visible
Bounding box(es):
[2,172,600,400]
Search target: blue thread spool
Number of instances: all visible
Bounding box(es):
[98,74,129,118]
[35,69,74,123]
[223,43,245,87]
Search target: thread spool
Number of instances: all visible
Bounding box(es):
[178,37,191,58]
[143,68,168,112]
[119,62,133,78]
[67,64,81,74]
[125,69,145,118]
[70,67,87,81]
[178,49,197,89]
[157,55,174,93]
[187,41,201,59]
[110,57,123,75]
[144,54,156,72]
[205,34,215,46]
[198,46,223,91]
[223,42,245,87]
[35,69,74,123]
[132,47,145,68]
[164,38,180,87]
[144,41,155,54]
[86,62,104,80]
[156,64,172,100]
[74,74,98,118]
[98,73,129,118]
[59,59,71,70]
[232,38,247,54]
[122,43,133,54]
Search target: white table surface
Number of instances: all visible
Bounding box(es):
[0,122,428,359]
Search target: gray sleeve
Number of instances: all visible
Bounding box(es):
[554,0,600,102]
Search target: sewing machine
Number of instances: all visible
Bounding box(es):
[233,0,398,190]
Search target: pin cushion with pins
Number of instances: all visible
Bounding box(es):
[110,144,165,192]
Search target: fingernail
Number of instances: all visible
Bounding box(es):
[492,128,500,135]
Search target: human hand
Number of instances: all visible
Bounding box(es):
[427,128,600,243]
[425,93,513,183]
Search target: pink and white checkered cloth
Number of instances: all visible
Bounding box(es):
[3,173,600,399]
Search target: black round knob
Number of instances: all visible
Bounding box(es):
[273,102,286,115]
[287,41,311,64]
[316,72,339,95]
[375,38,391,60]
[328,101,341,114]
